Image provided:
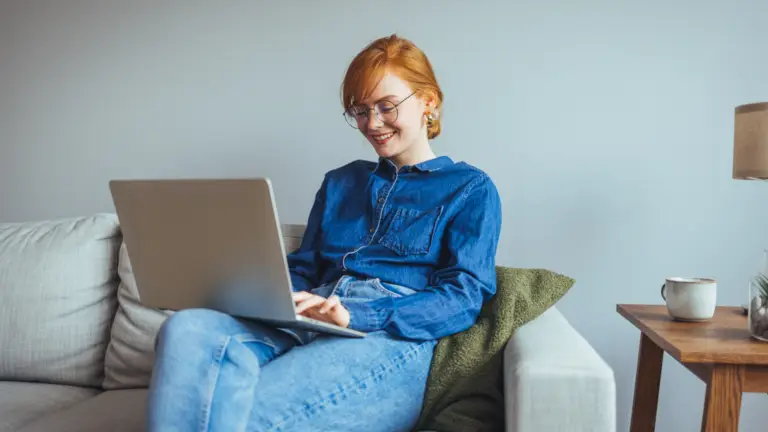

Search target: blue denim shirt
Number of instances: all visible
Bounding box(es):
[287,156,502,341]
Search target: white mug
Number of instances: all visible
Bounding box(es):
[660,277,717,321]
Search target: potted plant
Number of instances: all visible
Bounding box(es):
[749,270,768,341]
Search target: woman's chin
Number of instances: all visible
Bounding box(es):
[371,143,397,158]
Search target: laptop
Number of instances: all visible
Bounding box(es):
[108,178,366,338]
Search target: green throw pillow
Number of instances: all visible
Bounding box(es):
[415,266,576,432]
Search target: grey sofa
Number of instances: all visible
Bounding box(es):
[0,213,616,431]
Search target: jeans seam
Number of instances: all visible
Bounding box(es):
[266,341,430,431]
[234,334,279,351]
[372,278,417,298]
[199,335,231,432]
[370,278,399,297]
[330,275,348,297]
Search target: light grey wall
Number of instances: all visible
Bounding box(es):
[2,0,768,430]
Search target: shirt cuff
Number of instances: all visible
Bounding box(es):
[342,300,389,332]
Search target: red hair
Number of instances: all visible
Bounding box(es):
[341,34,444,139]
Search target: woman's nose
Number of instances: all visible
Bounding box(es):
[365,112,383,129]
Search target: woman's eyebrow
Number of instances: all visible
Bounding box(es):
[357,95,400,105]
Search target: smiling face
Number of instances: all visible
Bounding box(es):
[346,73,434,167]
[341,35,444,167]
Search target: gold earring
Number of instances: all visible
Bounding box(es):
[426,113,434,127]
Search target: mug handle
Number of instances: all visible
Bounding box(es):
[660,283,666,300]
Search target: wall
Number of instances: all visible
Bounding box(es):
[2,1,768,430]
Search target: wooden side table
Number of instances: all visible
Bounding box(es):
[618,304,768,432]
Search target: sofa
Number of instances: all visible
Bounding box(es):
[0,213,616,432]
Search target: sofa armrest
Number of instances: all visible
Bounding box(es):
[504,307,616,432]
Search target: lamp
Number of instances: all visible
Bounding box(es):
[733,102,768,180]
[733,102,768,340]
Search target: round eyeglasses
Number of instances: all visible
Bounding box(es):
[343,92,416,129]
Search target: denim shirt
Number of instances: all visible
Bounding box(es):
[287,156,502,341]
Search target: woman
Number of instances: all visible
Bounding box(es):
[147,34,502,432]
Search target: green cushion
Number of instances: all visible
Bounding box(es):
[416,266,575,432]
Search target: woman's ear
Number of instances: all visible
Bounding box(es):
[421,98,436,116]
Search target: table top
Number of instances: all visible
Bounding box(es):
[617,304,768,365]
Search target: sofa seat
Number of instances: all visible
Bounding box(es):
[0,382,100,432]
[0,214,616,432]
[17,389,148,432]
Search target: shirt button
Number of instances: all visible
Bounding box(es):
[377,197,384,203]
[369,228,374,233]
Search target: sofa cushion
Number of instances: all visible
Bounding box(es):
[417,267,576,431]
[102,223,307,388]
[0,381,100,432]
[0,214,121,387]
[102,243,174,389]
[281,224,305,254]
[17,389,147,432]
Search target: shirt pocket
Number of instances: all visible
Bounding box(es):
[379,206,443,256]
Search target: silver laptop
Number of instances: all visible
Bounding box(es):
[109,178,366,338]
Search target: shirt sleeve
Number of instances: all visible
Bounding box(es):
[286,175,328,292]
[341,175,502,341]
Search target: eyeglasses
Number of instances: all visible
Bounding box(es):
[343,91,416,129]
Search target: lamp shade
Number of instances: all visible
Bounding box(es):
[733,102,768,179]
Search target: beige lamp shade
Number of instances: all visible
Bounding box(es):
[733,102,768,179]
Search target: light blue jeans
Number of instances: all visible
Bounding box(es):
[146,276,437,432]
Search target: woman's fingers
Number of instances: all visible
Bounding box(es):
[291,291,312,302]
[293,293,349,328]
[294,295,351,328]
[294,294,326,314]
[319,295,341,314]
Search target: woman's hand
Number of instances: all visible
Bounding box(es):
[292,291,350,328]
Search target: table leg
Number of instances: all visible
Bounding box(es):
[630,333,663,432]
[701,364,743,432]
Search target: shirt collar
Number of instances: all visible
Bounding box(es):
[376,156,454,174]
